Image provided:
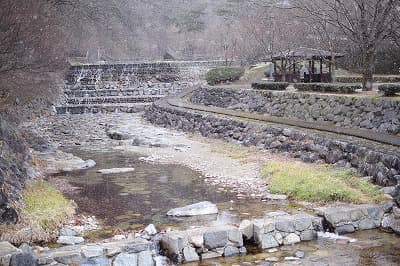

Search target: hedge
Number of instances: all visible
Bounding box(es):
[294,83,361,94]
[206,67,245,85]
[378,84,400,96]
[336,76,400,83]
[251,82,289,91]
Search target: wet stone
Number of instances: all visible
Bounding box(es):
[223,246,240,257]
[204,230,228,249]
[335,224,355,235]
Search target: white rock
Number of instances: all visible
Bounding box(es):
[144,224,157,236]
[283,233,301,245]
[97,168,135,174]
[56,236,84,245]
[167,201,218,216]
[113,235,126,241]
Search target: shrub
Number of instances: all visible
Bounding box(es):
[378,84,400,96]
[294,83,361,94]
[251,82,289,91]
[336,76,400,83]
[206,67,245,85]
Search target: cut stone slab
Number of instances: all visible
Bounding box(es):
[316,205,384,230]
[204,230,228,249]
[201,251,221,260]
[97,168,135,174]
[239,219,254,240]
[0,241,21,266]
[262,193,287,200]
[167,201,218,216]
[113,252,138,266]
[183,247,199,262]
[283,233,301,245]
[81,245,103,258]
[335,224,355,235]
[260,234,279,249]
[52,250,82,265]
[10,252,38,266]
[138,250,154,266]
[57,236,85,245]
[188,232,204,248]
[224,246,240,257]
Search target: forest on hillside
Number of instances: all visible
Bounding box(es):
[1,0,400,98]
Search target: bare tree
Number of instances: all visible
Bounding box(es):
[294,0,400,90]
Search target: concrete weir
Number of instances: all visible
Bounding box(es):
[56,60,226,114]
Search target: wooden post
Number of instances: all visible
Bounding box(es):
[293,59,296,74]
[319,58,323,75]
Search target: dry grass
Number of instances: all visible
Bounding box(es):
[261,161,385,204]
[0,180,75,244]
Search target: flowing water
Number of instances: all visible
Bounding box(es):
[54,149,286,239]
[53,149,400,265]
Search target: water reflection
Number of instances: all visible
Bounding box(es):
[54,150,284,235]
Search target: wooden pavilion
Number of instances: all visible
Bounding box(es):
[271,47,344,83]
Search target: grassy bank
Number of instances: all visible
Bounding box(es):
[0,180,75,244]
[261,161,384,203]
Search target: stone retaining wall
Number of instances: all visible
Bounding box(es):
[190,88,400,135]
[0,239,155,266]
[145,100,400,187]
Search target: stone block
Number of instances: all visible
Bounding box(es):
[228,229,243,247]
[358,218,378,230]
[0,242,21,266]
[239,219,253,240]
[293,214,313,231]
[335,224,355,235]
[138,250,154,266]
[81,245,104,258]
[10,252,38,266]
[57,236,85,245]
[188,232,203,248]
[160,232,188,256]
[183,247,199,262]
[223,246,240,257]
[203,230,228,249]
[275,217,295,233]
[113,253,137,266]
[52,250,82,265]
[300,230,317,241]
[283,233,301,245]
[260,234,279,249]
[81,257,110,266]
[201,251,221,260]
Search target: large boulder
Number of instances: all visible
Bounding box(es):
[167,201,218,216]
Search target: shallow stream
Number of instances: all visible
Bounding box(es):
[54,149,400,265]
[54,149,285,239]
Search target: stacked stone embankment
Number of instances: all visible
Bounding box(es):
[145,95,400,188]
[0,114,33,224]
[190,87,400,135]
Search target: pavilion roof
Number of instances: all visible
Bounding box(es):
[271,47,344,60]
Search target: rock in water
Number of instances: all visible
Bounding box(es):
[167,201,218,216]
[97,168,135,174]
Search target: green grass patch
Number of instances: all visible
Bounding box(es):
[23,180,75,232]
[261,161,384,203]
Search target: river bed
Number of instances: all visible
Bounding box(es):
[53,149,286,240]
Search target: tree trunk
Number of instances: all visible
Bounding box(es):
[361,50,375,91]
